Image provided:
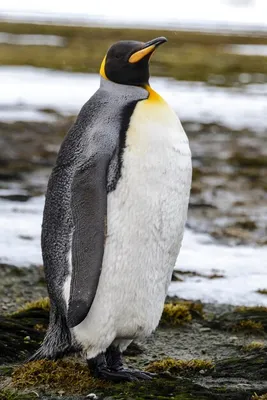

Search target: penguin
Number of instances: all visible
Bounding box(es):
[31,36,192,382]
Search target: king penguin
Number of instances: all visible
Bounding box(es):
[31,37,192,381]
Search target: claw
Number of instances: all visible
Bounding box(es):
[115,367,153,380]
[96,367,139,382]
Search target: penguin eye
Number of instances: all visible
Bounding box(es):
[115,53,122,59]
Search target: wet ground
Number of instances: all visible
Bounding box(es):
[186,121,267,246]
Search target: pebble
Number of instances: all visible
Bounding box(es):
[3,297,9,303]
[229,336,239,342]
[199,327,211,332]
[86,394,98,399]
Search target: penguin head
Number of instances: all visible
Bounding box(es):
[100,37,167,86]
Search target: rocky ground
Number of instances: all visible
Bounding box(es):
[186,121,267,246]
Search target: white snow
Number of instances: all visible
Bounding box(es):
[0,109,58,122]
[172,230,267,306]
[0,196,43,266]
[226,44,267,56]
[1,0,267,32]
[0,32,65,46]
[1,66,267,132]
[1,195,267,306]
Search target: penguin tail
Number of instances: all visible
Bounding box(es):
[28,313,75,362]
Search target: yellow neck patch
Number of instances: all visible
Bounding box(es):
[144,85,165,103]
[99,60,163,105]
[100,55,108,80]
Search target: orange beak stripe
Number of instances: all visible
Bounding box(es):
[128,44,156,63]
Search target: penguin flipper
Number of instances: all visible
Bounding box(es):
[67,156,108,328]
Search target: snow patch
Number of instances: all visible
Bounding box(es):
[226,44,267,56]
[0,32,65,46]
[0,66,267,132]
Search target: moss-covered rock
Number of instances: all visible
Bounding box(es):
[11,298,50,317]
[233,320,264,334]
[229,153,267,169]
[210,306,267,333]
[214,352,267,380]
[11,360,108,394]
[33,324,47,332]
[0,309,48,363]
[161,303,192,326]
[160,300,204,326]
[0,389,37,400]
[146,357,214,375]
[252,394,267,400]
[235,307,267,314]
[242,341,265,352]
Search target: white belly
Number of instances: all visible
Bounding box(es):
[73,95,192,356]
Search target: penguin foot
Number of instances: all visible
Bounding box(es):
[87,350,154,382]
[95,367,140,382]
[87,353,138,382]
[114,367,154,380]
[105,345,154,380]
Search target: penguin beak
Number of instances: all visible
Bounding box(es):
[128,37,167,63]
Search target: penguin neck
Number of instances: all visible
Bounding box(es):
[100,77,148,98]
[99,78,165,106]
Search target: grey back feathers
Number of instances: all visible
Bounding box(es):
[34,79,147,359]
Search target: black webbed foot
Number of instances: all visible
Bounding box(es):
[115,367,153,380]
[87,353,138,382]
[87,347,155,382]
[105,345,155,380]
[96,367,140,382]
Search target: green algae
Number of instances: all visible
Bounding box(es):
[242,341,265,352]
[161,303,192,326]
[0,390,37,400]
[10,298,50,317]
[252,394,267,400]
[233,320,264,333]
[146,357,214,375]
[11,359,108,394]
[160,300,204,326]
